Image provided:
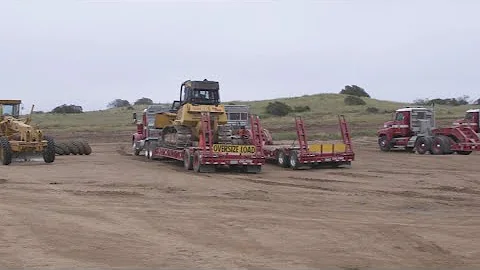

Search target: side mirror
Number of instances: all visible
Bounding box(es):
[132,112,137,120]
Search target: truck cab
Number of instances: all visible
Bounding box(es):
[132,104,168,155]
[452,109,479,133]
[377,107,434,151]
[224,105,250,130]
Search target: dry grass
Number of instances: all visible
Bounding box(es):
[30,94,476,140]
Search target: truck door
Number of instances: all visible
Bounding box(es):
[392,112,409,136]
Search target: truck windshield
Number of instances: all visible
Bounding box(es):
[465,112,474,120]
[146,114,156,127]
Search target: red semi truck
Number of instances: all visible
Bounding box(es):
[377,107,480,155]
[131,104,170,157]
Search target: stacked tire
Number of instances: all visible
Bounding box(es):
[54,139,92,156]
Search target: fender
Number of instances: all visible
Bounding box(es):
[376,128,394,141]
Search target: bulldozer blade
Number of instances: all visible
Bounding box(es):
[11,151,44,162]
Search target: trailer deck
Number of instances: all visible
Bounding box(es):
[264,115,355,169]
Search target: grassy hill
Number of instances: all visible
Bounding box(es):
[30,94,476,141]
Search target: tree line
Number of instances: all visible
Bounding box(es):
[42,87,479,115]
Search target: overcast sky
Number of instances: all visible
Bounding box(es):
[1,1,479,112]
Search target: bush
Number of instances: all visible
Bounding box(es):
[293,105,311,113]
[366,107,379,113]
[134,97,154,105]
[51,104,83,114]
[340,85,370,98]
[108,99,131,108]
[265,101,292,116]
[413,95,470,106]
[344,95,366,106]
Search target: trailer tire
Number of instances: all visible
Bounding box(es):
[289,150,300,170]
[184,150,193,170]
[192,151,215,173]
[415,137,432,155]
[378,135,391,151]
[457,150,472,155]
[0,137,13,165]
[276,149,290,168]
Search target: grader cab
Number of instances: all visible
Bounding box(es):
[0,99,55,165]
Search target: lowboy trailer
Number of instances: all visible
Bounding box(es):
[263,115,355,169]
[148,111,266,173]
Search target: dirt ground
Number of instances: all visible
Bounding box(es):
[1,136,480,269]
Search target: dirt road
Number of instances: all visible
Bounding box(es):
[1,138,479,269]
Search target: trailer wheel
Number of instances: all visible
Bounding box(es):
[184,150,193,170]
[0,137,13,165]
[378,135,391,151]
[276,149,290,168]
[192,151,215,173]
[289,150,300,170]
[415,137,432,155]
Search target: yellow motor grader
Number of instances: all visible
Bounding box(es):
[0,99,55,165]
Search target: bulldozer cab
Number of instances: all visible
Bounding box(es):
[179,79,220,106]
[0,100,21,118]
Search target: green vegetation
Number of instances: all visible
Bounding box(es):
[29,93,477,141]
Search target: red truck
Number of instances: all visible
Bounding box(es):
[131,104,170,157]
[377,106,480,155]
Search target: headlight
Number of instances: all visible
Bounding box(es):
[383,124,388,128]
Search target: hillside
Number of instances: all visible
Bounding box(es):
[31,94,475,141]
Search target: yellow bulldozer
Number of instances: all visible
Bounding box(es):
[0,99,55,165]
[153,79,242,148]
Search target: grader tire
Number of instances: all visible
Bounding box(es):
[79,139,92,155]
[0,137,13,165]
[66,141,80,155]
[43,136,56,163]
[72,140,85,155]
